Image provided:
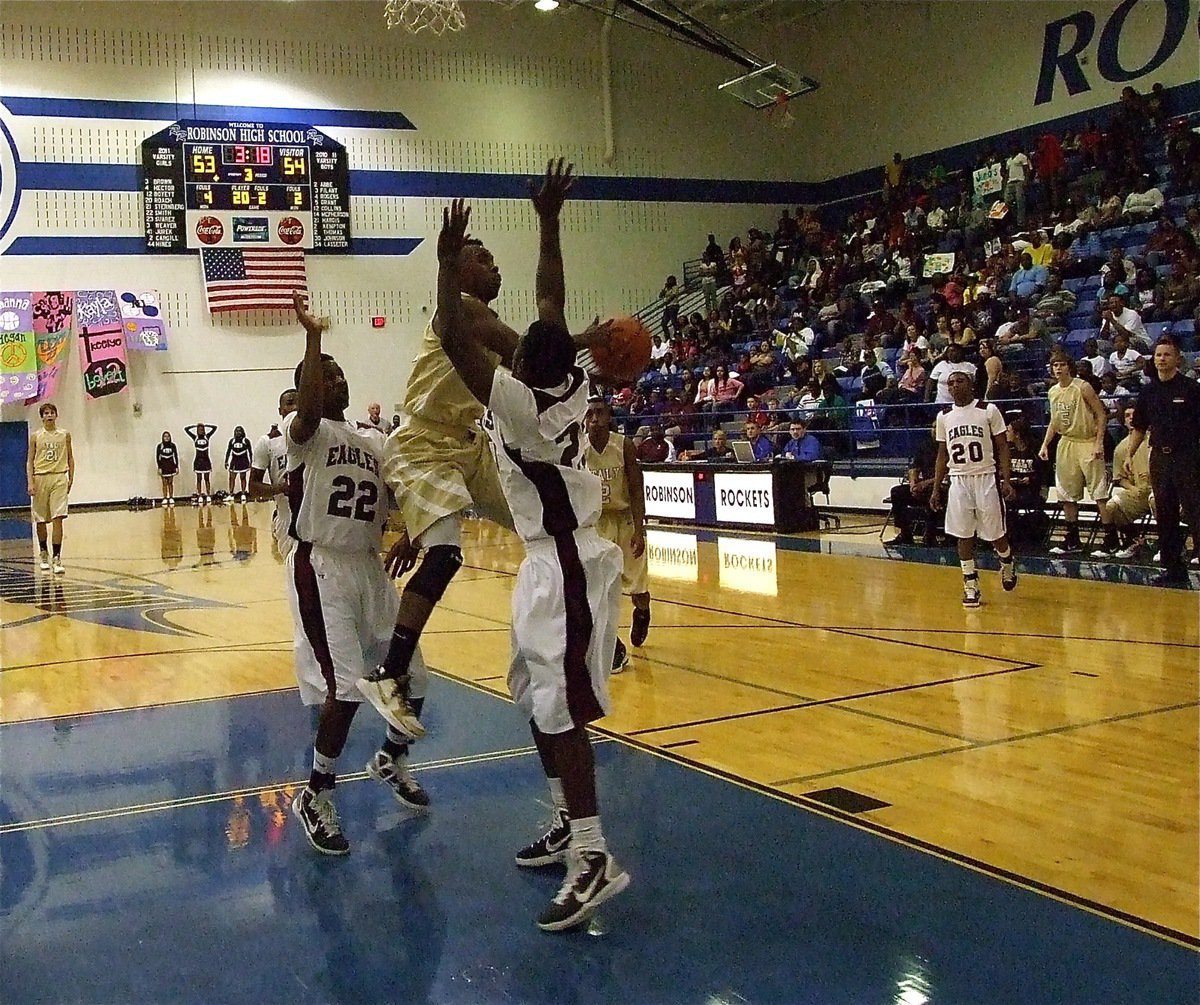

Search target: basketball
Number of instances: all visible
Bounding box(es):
[591,315,652,382]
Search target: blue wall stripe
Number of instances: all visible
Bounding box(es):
[4,235,423,256]
[0,96,415,130]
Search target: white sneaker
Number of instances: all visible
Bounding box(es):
[38,552,50,571]
[1152,550,1161,562]
[962,583,982,609]
[356,670,426,739]
[1114,542,1140,559]
[1191,556,1200,568]
[52,561,65,575]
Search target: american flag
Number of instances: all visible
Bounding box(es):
[201,248,307,312]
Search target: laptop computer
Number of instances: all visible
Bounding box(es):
[732,440,757,463]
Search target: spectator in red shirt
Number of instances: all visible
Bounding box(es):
[711,364,746,417]
[637,425,675,463]
[1036,131,1066,212]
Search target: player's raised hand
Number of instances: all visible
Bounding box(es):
[438,199,471,262]
[528,157,575,219]
[293,291,326,337]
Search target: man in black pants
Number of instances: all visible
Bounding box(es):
[884,424,942,546]
[1124,337,1200,587]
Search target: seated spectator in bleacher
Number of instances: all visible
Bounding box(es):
[859,355,891,401]
[744,341,779,395]
[896,352,927,401]
[927,315,952,364]
[743,421,775,462]
[1122,173,1165,222]
[1162,261,1200,322]
[794,380,823,422]
[1009,252,1048,304]
[695,366,717,412]
[1096,187,1125,229]
[657,352,679,378]
[884,425,942,547]
[1108,331,1146,389]
[781,418,822,462]
[995,306,1049,356]
[977,339,1004,400]
[967,288,999,339]
[681,428,733,463]
[832,335,860,377]
[927,343,977,403]
[1098,371,1132,429]
[949,316,976,349]
[1076,358,1103,393]
[1034,273,1077,328]
[743,395,771,430]
[650,334,669,363]
[637,424,675,464]
[1083,337,1112,377]
[711,365,745,415]
[1093,405,1153,558]
[660,388,696,440]
[900,323,930,360]
[1025,230,1055,268]
[1005,414,1050,547]
[1130,267,1164,323]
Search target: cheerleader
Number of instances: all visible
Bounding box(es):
[185,422,217,503]
[154,431,179,506]
[225,425,253,502]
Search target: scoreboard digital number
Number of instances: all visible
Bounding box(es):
[141,120,350,253]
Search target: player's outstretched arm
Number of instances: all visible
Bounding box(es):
[437,201,497,406]
[291,291,327,446]
[529,158,574,326]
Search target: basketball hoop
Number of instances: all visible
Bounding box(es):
[384,0,467,34]
[766,93,795,130]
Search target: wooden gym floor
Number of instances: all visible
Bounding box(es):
[1,504,1196,1002]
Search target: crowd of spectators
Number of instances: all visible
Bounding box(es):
[602,83,1200,567]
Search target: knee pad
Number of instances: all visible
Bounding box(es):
[407,544,463,604]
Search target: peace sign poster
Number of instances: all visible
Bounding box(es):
[0,293,37,404]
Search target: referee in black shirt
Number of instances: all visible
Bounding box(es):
[1125,337,1200,586]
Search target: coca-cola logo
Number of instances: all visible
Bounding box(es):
[195,216,224,244]
[277,216,304,245]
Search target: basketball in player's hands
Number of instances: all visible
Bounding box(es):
[590,315,652,383]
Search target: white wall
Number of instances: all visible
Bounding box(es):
[0,0,786,504]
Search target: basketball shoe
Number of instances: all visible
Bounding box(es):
[356,671,426,739]
[515,807,570,868]
[631,607,651,647]
[611,639,629,674]
[38,551,50,571]
[291,787,349,856]
[366,751,429,812]
[537,847,630,932]
[1000,559,1017,592]
[1049,531,1081,555]
[52,560,65,576]
[962,574,981,609]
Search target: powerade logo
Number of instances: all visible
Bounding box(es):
[233,217,270,242]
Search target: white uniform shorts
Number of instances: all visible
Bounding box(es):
[945,473,1007,542]
[596,510,649,596]
[286,542,424,706]
[508,528,622,735]
[31,473,69,523]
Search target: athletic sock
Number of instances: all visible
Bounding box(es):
[995,546,1013,563]
[381,626,420,678]
[568,815,607,855]
[1064,521,1080,543]
[309,748,337,792]
[547,777,568,815]
[960,559,977,579]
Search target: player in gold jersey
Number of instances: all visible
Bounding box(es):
[585,398,651,667]
[26,402,74,575]
[358,159,612,735]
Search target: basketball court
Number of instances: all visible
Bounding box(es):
[2,505,1196,1003]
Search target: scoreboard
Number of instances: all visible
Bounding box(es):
[142,120,350,253]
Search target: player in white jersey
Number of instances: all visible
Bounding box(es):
[437,196,629,932]
[931,370,1018,608]
[26,402,74,575]
[285,294,429,858]
[249,389,299,560]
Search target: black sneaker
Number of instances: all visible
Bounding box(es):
[611,638,629,674]
[537,848,631,932]
[366,751,430,812]
[291,787,349,856]
[884,534,914,547]
[515,807,570,868]
[630,608,651,648]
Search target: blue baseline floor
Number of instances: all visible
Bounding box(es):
[2,676,1197,1005]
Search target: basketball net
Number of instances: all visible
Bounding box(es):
[766,93,795,130]
[384,0,467,34]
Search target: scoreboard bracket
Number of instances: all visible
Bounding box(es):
[142,119,351,254]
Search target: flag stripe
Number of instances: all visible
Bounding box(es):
[201,249,308,314]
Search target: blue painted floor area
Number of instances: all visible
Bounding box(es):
[2,679,1196,1005]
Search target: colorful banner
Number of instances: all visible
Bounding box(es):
[119,290,169,352]
[74,289,122,330]
[27,291,75,404]
[973,162,1002,198]
[79,324,129,398]
[922,252,956,278]
[0,293,38,403]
